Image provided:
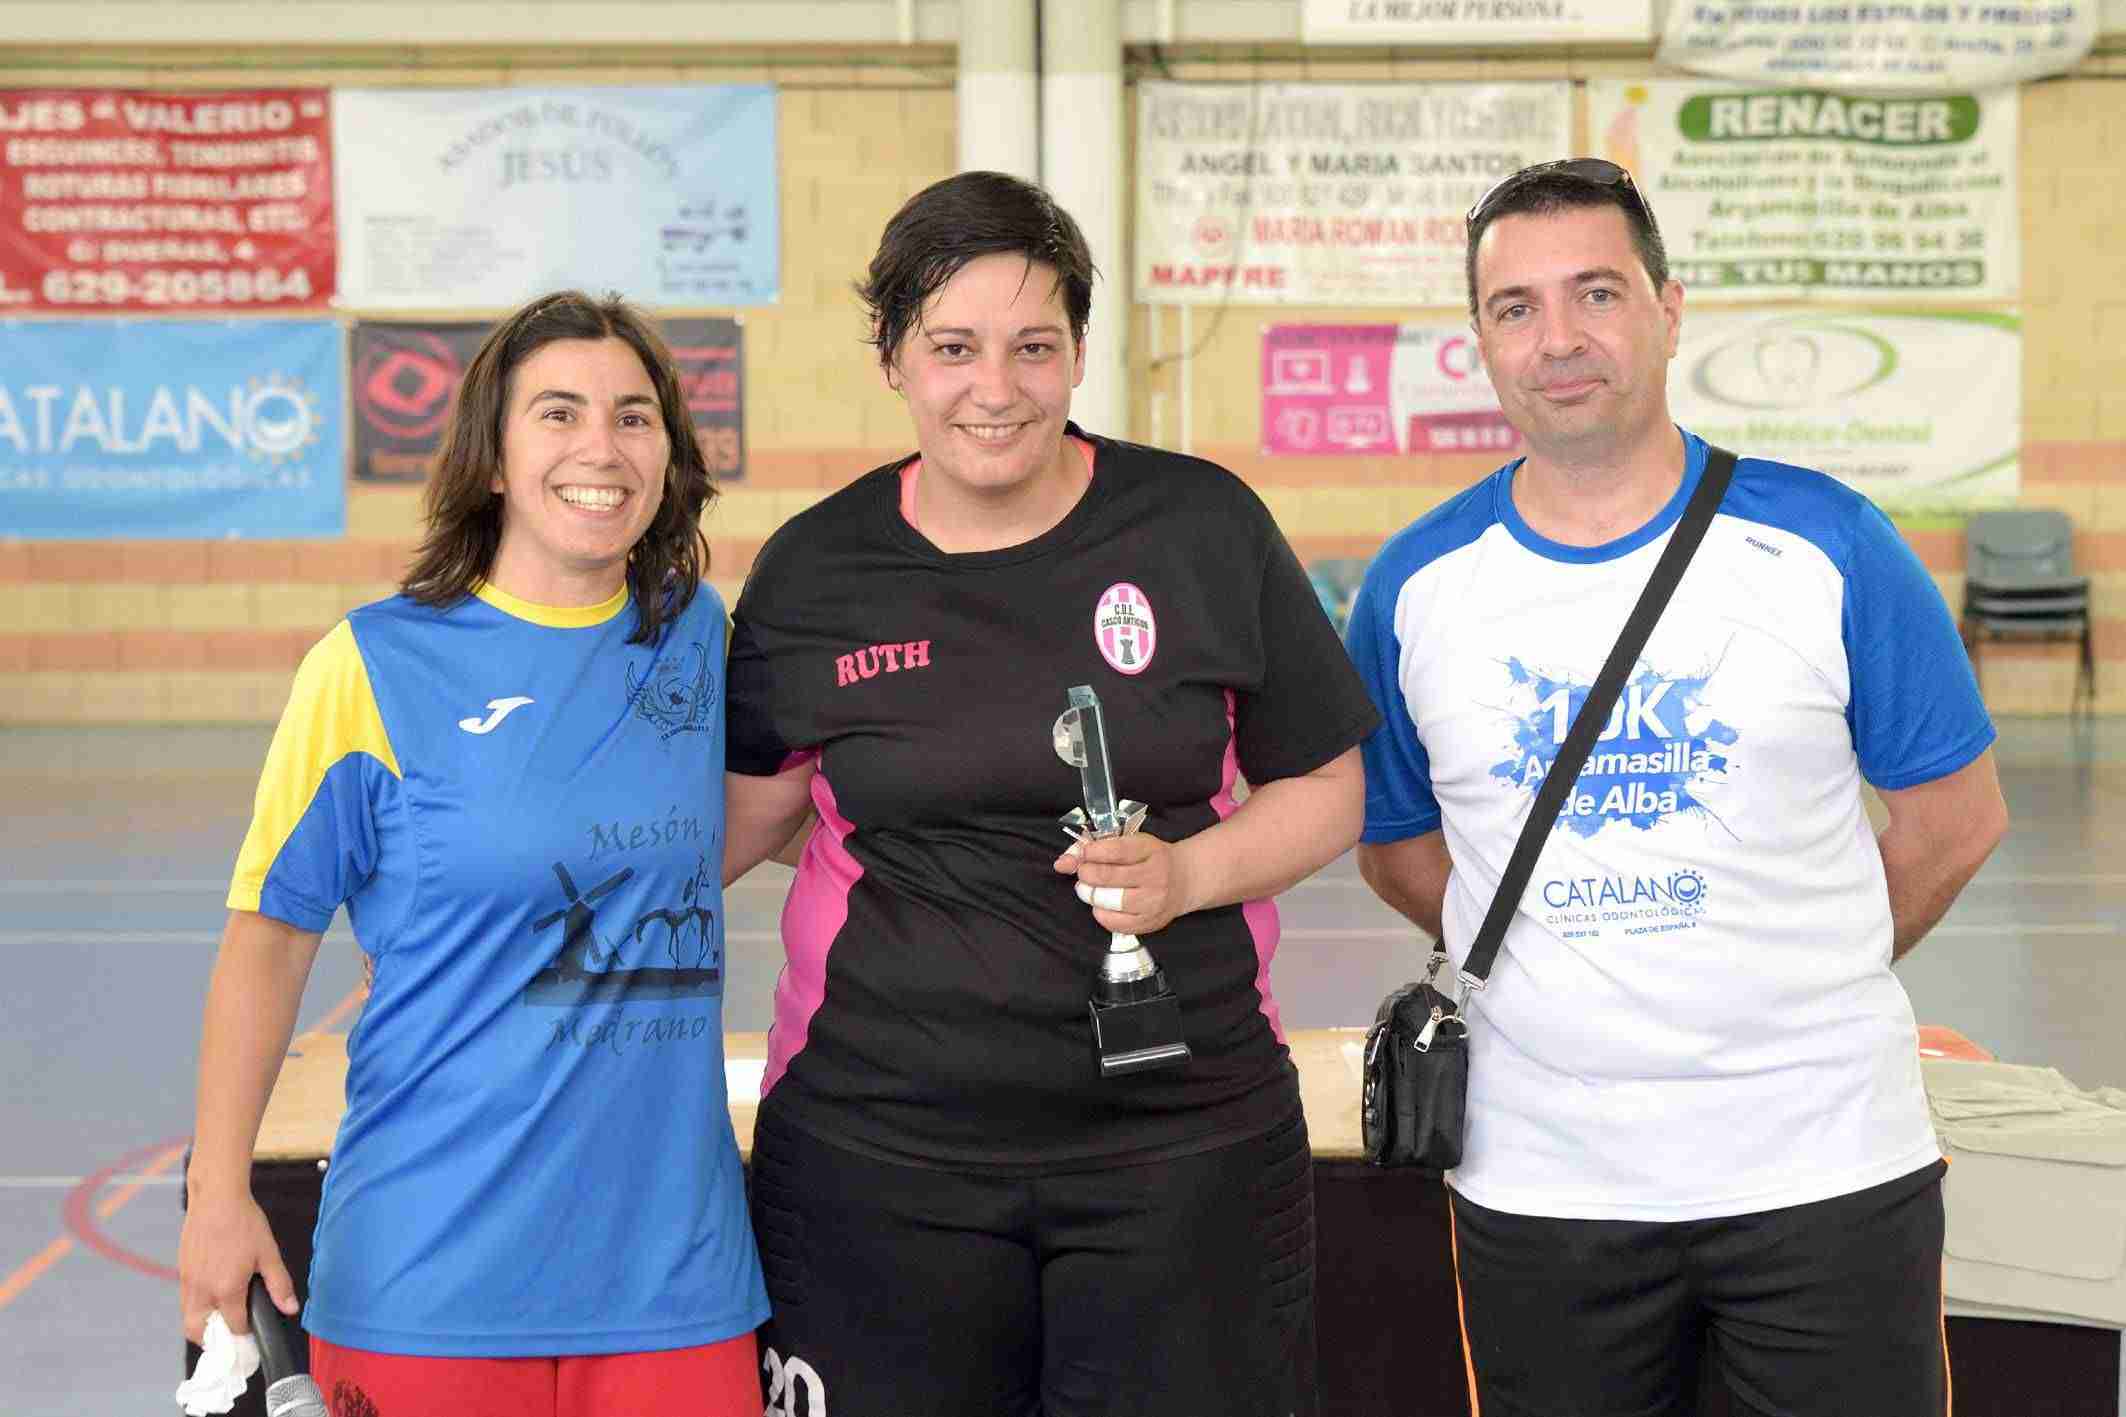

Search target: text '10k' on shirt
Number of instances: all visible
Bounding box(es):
[727,429,1381,1172]
[228,580,768,1356]
[1348,430,1995,1221]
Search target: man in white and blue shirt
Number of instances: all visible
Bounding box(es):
[1347,159,2006,1417]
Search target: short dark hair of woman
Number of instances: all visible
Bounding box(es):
[401,289,714,645]
[1463,165,1670,320]
[857,170,1098,368]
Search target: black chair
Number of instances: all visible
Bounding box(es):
[1960,508,2094,714]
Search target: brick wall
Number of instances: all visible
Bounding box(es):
[2,50,2119,721]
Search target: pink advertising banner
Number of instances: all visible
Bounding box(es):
[1262,323,1521,458]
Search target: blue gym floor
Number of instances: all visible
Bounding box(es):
[3,718,2121,1415]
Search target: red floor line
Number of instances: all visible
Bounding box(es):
[62,1135,191,1284]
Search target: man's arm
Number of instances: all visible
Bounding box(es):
[1875,747,2007,960]
[1356,830,1453,943]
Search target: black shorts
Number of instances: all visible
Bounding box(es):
[748,1103,1316,1417]
[1449,1161,1950,1417]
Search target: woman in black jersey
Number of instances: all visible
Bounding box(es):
[722,171,1379,1417]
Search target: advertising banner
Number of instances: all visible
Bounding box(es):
[1591,81,2018,303]
[1659,0,2096,90]
[1262,323,1519,458]
[1137,82,1571,308]
[334,87,777,309]
[1668,309,2019,514]
[352,317,743,483]
[0,89,334,313]
[0,319,345,538]
[1303,0,1653,44]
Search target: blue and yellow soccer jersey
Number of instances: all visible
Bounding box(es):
[229,581,766,1356]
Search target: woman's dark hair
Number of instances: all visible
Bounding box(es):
[857,170,1097,367]
[400,289,713,644]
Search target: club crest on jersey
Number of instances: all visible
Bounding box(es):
[625,641,718,740]
[1094,582,1156,675]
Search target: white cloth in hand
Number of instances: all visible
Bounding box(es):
[175,1311,261,1415]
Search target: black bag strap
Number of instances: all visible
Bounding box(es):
[1455,445,1737,992]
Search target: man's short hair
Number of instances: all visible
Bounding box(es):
[1464,159,1669,318]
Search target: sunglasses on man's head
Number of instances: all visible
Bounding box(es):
[1465,158,1653,230]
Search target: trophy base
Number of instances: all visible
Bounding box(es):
[1088,987,1191,1078]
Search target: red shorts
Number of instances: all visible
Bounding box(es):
[308,1330,759,1417]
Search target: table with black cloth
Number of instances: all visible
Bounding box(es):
[187,1029,2120,1417]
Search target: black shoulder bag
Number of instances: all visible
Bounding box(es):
[1362,446,1737,1169]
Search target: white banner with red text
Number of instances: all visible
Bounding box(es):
[1136,82,1572,308]
[0,89,333,313]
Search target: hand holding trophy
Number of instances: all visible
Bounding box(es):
[1053,685,1192,1077]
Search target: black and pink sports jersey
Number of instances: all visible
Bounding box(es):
[727,428,1379,1170]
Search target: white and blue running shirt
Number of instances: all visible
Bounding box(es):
[1348,429,1994,1221]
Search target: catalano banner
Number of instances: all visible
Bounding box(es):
[1590,81,2017,302]
[1303,0,1652,43]
[1262,323,1521,458]
[1668,310,2019,514]
[1137,82,1571,307]
[0,319,345,538]
[1659,0,2096,91]
[0,89,334,313]
[333,86,777,309]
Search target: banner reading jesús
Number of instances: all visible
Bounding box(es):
[1591,81,2018,302]
[1262,323,1520,458]
[353,317,744,483]
[334,87,777,309]
[1304,0,1652,44]
[1668,309,2019,514]
[1137,82,1571,307]
[1659,0,2096,90]
[0,319,345,538]
[0,89,334,313]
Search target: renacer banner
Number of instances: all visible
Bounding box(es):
[1136,82,1571,308]
[1659,0,2097,90]
[1590,81,2018,303]
[1668,310,2019,515]
[0,89,334,313]
[0,319,345,539]
[1304,0,1652,43]
[1261,323,1519,458]
[333,86,777,309]
[352,317,744,484]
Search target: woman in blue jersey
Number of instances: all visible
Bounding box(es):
[178,290,767,1417]
[721,172,1378,1417]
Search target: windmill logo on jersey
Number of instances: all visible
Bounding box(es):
[1094,582,1157,676]
[521,858,724,1006]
